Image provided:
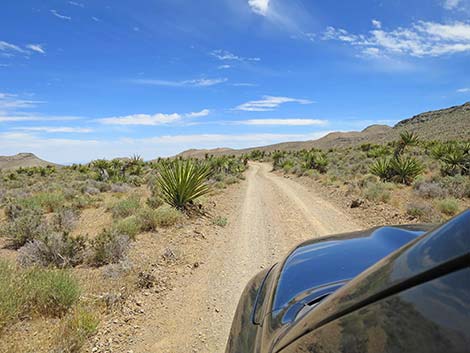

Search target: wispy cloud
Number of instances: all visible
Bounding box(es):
[210,49,260,62]
[322,21,470,57]
[98,108,210,126]
[26,44,45,54]
[0,93,44,110]
[248,0,270,16]
[235,96,313,112]
[13,126,93,133]
[239,118,327,126]
[131,78,227,87]
[0,41,46,57]
[457,87,470,92]
[0,41,25,55]
[50,10,72,21]
[186,109,210,118]
[68,1,84,8]
[442,0,462,10]
[0,115,82,122]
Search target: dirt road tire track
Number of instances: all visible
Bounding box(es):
[129,162,360,352]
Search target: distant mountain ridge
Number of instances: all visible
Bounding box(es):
[0,153,59,170]
[177,102,470,158]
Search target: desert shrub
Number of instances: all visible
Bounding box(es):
[156,159,212,210]
[70,194,97,210]
[1,209,46,249]
[53,208,80,233]
[22,267,80,316]
[17,233,87,268]
[406,202,441,222]
[223,175,240,185]
[136,208,159,232]
[88,230,131,266]
[436,198,460,216]
[152,206,183,227]
[371,157,423,184]
[438,175,470,198]
[54,306,99,353]
[363,182,393,203]
[82,186,100,195]
[0,261,22,331]
[112,216,141,240]
[212,216,228,227]
[0,261,80,330]
[413,180,447,199]
[110,183,130,193]
[109,195,140,218]
[31,192,66,213]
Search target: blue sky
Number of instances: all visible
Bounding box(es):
[1,0,470,163]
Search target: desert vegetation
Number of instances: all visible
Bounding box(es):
[0,154,246,352]
[261,133,469,223]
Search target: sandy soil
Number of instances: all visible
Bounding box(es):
[110,162,361,353]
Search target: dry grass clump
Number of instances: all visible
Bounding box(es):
[54,306,99,353]
[108,195,140,218]
[0,261,80,331]
[435,198,460,216]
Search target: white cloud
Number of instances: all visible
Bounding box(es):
[92,17,100,22]
[26,44,45,54]
[0,41,25,55]
[218,64,231,69]
[0,131,332,164]
[13,126,93,133]
[457,87,470,92]
[50,10,72,20]
[68,1,84,7]
[132,78,227,87]
[210,49,261,62]
[235,96,313,112]
[372,20,382,29]
[443,0,462,9]
[99,113,182,126]
[322,21,470,57]
[98,108,211,125]
[185,109,210,118]
[239,118,327,126]
[0,93,44,110]
[0,115,82,122]
[248,0,270,16]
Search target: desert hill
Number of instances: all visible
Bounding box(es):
[177,102,470,158]
[0,153,59,170]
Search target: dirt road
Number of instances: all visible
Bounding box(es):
[128,162,360,352]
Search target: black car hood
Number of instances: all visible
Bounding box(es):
[270,224,433,324]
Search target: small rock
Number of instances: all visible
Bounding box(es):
[350,198,364,208]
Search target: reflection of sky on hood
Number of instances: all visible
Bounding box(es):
[391,211,470,282]
[274,227,423,310]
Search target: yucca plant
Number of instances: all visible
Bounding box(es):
[370,158,392,181]
[156,159,212,211]
[303,152,328,173]
[390,156,424,185]
[394,131,419,157]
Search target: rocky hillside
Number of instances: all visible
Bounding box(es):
[0,153,58,170]
[177,102,470,158]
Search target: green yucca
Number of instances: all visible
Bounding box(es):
[156,159,212,210]
[370,158,392,181]
[394,131,419,157]
[390,156,424,185]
